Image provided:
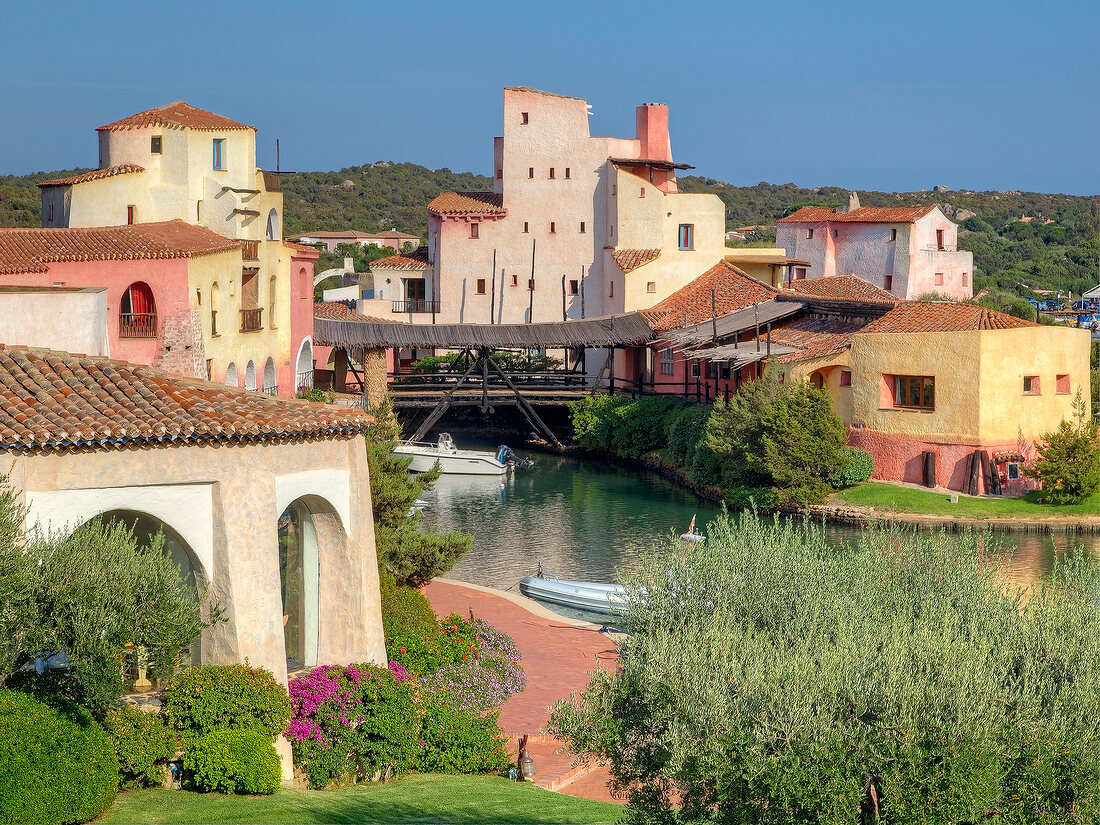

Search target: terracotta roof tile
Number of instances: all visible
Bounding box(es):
[0,221,241,276]
[313,302,396,324]
[297,229,419,240]
[611,248,661,273]
[860,302,1038,333]
[37,164,144,188]
[427,191,506,216]
[283,240,321,257]
[764,316,863,363]
[0,346,371,453]
[786,275,896,302]
[778,205,937,224]
[97,101,255,132]
[648,260,777,331]
[370,247,430,270]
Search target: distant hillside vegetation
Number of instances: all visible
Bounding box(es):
[2,163,1095,297]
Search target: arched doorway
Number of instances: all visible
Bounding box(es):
[263,357,277,396]
[245,360,257,391]
[295,337,313,390]
[278,499,320,669]
[809,370,825,390]
[225,362,238,386]
[266,208,280,241]
[120,282,157,338]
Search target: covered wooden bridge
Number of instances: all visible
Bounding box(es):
[312,312,655,448]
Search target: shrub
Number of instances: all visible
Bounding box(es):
[1028,388,1099,504]
[414,694,511,775]
[387,615,480,677]
[161,664,291,741]
[419,616,525,711]
[286,662,418,789]
[829,446,875,488]
[379,569,439,656]
[182,729,280,795]
[550,513,1100,824]
[102,706,178,789]
[0,689,118,825]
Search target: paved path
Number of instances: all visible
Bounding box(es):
[423,578,623,804]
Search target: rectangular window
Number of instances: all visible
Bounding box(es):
[689,362,700,378]
[564,168,571,179]
[832,229,838,238]
[891,375,935,409]
[884,274,893,291]
[707,362,717,379]
[795,267,807,280]
[720,363,732,380]
[579,221,586,234]
[1056,374,1070,394]
[528,167,534,178]
[549,168,555,179]
[807,228,814,239]
[569,279,579,296]
[890,228,898,241]
[528,279,535,291]
[496,168,503,179]
[840,370,852,387]
[640,187,646,198]
[126,205,135,225]
[47,203,54,222]
[521,111,529,124]
[934,272,944,286]
[936,229,945,250]
[962,272,969,286]
[609,282,614,298]
[660,348,674,375]
[212,138,225,170]
[523,221,529,233]
[510,273,518,287]
[611,184,617,196]
[150,136,162,154]
[1007,462,1020,480]
[1023,375,1040,395]
[470,222,479,239]
[476,278,486,294]
[549,222,556,234]
[646,282,656,293]
[678,223,694,251]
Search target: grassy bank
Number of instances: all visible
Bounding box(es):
[100,774,622,824]
[832,482,1100,520]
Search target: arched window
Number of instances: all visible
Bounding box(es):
[268,276,277,328]
[120,282,156,338]
[245,360,257,391]
[210,282,220,336]
[266,208,280,241]
[278,499,319,668]
[295,338,313,390]
[263,357,277,395]
[224,362,238,386]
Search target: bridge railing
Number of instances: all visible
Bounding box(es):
[388,369,593,390]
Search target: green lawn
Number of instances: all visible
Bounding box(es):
[99,774,623,825]
[831,483,1100,519]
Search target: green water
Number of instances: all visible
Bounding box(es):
[419,441,1097,598]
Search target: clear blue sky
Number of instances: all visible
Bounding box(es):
[3,0,1097,195]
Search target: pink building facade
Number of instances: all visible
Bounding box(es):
[776,204,973,300]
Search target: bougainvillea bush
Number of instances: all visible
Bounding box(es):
[386,615,479,676]
[286,662,418,789]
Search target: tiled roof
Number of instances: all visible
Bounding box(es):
[647,260,777,331]
[37,164,144,188]
[97,101,255,132]
[765,316,864,363]
[313,302,395,325]
[611,248,661,273]
[787,275,896,302]
[505,87,585,101]
[299,230,375,239]
[427,192,506,216]
[377,230,420,240]
[778,205,937,224]
[283,240,321,257]
[860,302,1038,333]
[370,247,430,270]
[0,346,371,453]
[0,221,241,276]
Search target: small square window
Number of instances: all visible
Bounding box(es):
[510,273,518,287]
[689,362,700,378]
[549,222,556,234]
[549,168,555,179]
[150,135,162,154]
[528,279,535,291]
[212,138,226,170]
[678,224,694,251]
[934,272,944,286]
[840,370,852,387]
[528,167,534,178]
[523,222,529,233]
[1023,375,1040,395]
[885,275,893,291]
[521,112,529,124]
[470,222,479,239]
[569,279,579,295]
[1056,374,1070,394]
[564,168,571,179]
[476,278,486,294]
[890,228,898,241]
[579,221,586,234]
[640,187,646,198]
[496,168,503,179]
[794,267,807,280]
[646,282,656,293]
[1007,462,1020,480]
[807,228,814,239]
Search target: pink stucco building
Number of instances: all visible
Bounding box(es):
[421,87,726,326]
[775,201,973,300]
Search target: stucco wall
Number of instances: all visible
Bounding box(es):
[0,288,109,355]
[5,433,384,686]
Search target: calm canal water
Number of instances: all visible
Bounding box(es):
[419,441,1099,604]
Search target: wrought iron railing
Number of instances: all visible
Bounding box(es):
[391,299,439,314]
[296,370,314,391]
[119,313,157,339]
[240,241,259,261]
[240,307,263,332]
[263,384,278,396]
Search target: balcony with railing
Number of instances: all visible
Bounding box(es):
[119,312,157,339]
[240,240,259,261]
[392,299,440,314]
[240,307,263,332]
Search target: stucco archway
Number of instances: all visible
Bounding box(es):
[245,360,257,391]
[225,362,238,387]
[266,208,280,241]
[263,357,277,395]
[278,498,320,669]
[295,337,314,390]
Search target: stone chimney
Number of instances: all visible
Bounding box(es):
[846,191,861,212]
[635,103,672,162]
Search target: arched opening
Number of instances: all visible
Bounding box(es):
[263,357,277,396]
[278,499,320,669]
[809,370,825,390]
[120,282,157,339]
[245,360,257,391]
[210,282,220,336]
[266,208,280,241]
[224,362,238,386]
[295,338,314,390]
[268,275,278,329]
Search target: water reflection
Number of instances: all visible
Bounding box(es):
[419,442,1098,600]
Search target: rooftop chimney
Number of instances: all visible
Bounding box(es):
[635,103,672,162]
[846,191,861,213]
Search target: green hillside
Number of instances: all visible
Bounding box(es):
[2,163,1096,297]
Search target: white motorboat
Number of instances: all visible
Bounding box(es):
[519,571,629,616]
[393,433,530,475]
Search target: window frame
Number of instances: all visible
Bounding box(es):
[1056,374,1071,395]
[568,279,579,296]
[476,278,486,295]
[150,135,162,154]
[646,281,656,293]
[891,374,935,410]
[1023,375,1041,396]
[678,223,695,251]
[469,222,479,239]
[660,348,674,375]
[212,138,226,170]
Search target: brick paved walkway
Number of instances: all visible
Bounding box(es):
[423,578,623,804]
